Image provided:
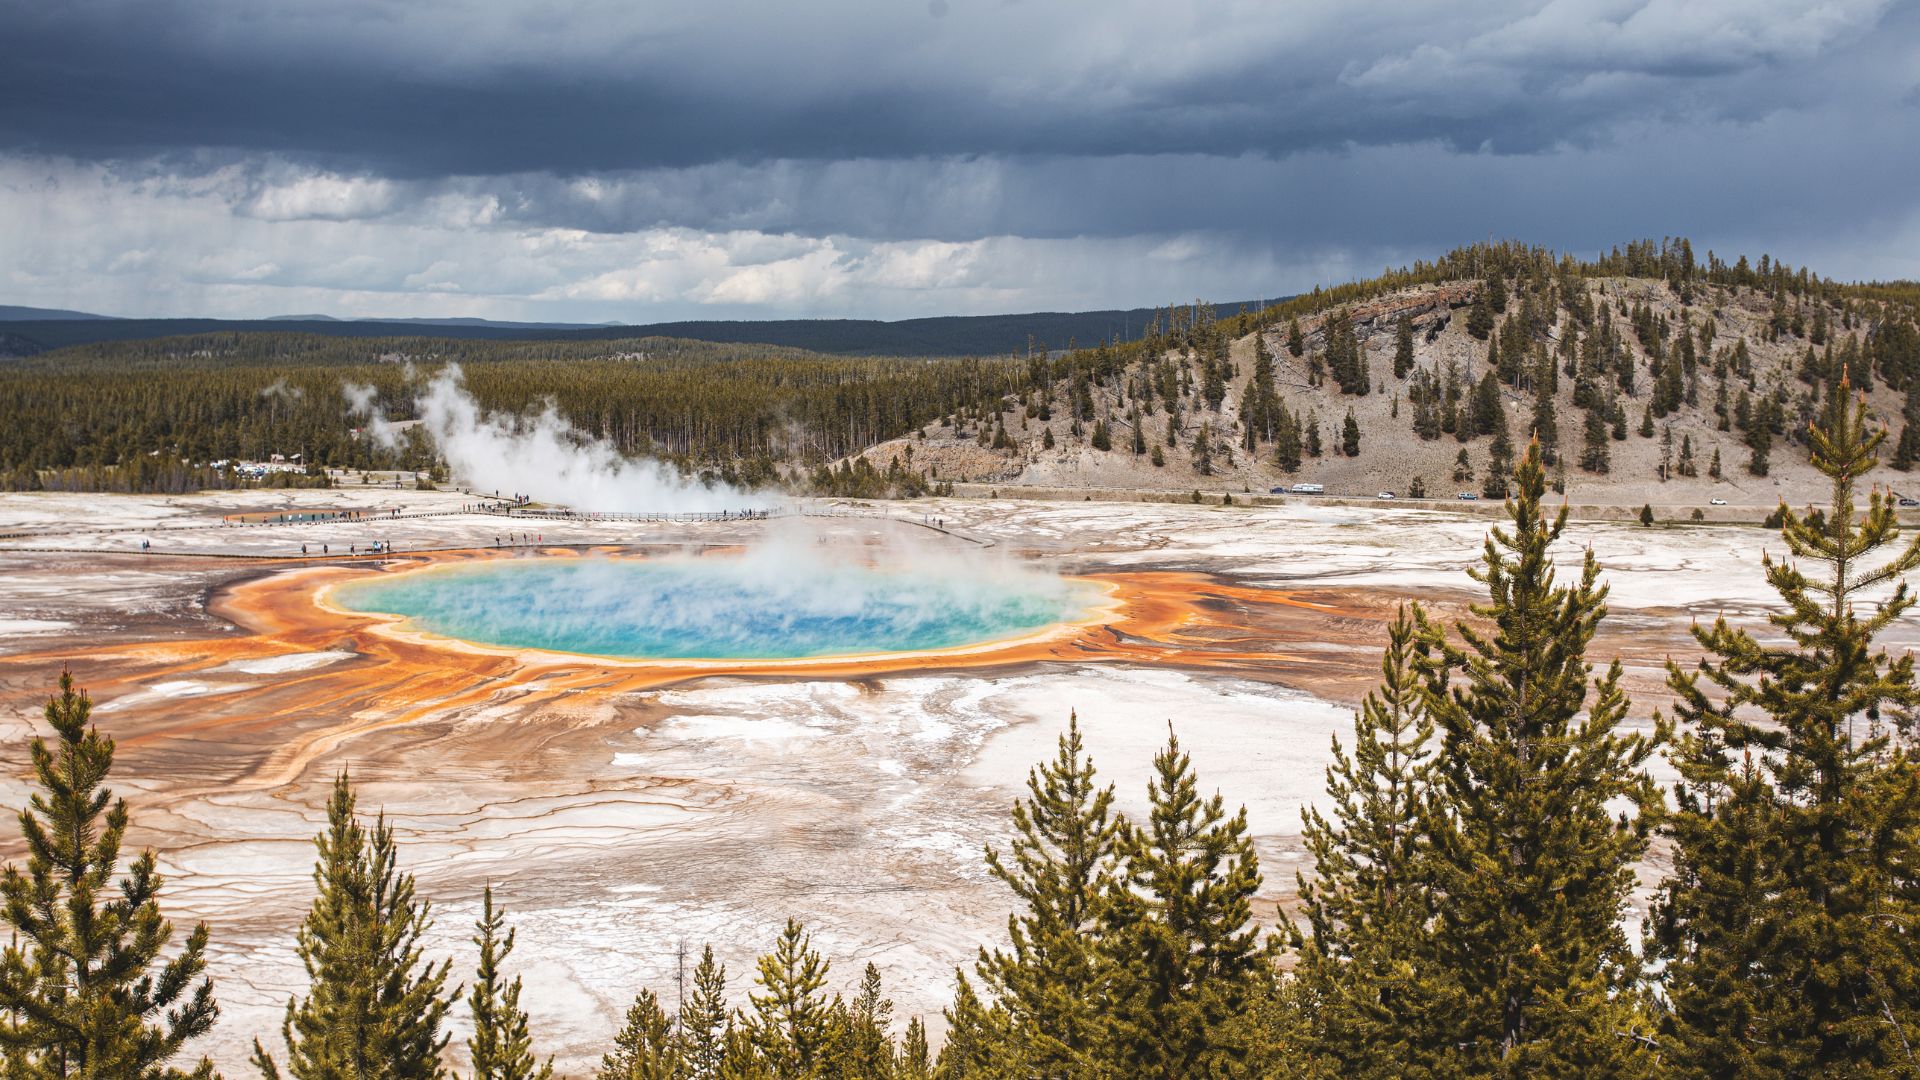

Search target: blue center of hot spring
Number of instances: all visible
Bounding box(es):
[331,557,1096,660]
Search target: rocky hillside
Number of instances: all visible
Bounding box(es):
[851,263,1920,509]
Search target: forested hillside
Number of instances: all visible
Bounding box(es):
[865,239,1920,504]
[5,239,1918,501]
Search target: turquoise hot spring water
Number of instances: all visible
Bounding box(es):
[330,555,1099,661]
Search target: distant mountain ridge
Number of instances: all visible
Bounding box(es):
[261,313,626,329]
[0,304,118,321]
[0,300,1283,358]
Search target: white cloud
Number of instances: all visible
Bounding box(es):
[244,173,399,221]
[0,157,1322,320]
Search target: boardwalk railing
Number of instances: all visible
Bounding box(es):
[0,498,907,548]
[496,507,785,523]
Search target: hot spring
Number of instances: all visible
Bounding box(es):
[329,555,1102,661]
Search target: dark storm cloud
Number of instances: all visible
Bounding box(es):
[3,0,1917,321]
[3,0,1901,178]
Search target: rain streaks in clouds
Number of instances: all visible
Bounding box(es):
[0,0,1914,321]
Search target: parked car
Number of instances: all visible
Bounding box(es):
[1269,486,1289,494]
[1901,497,1920,508]
[1376,492,1395,500]
[1456,492,1479,500]
[1710,498,1728,505]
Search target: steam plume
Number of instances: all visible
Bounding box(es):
[350,365,758,512]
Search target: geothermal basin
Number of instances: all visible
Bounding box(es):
[0,489,1830,1075]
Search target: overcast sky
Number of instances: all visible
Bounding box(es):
[2,0,1916,322]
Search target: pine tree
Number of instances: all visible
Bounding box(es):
[1413,441,1662,1076]
[1482,432,1513,500]
[1099,730,1272,1078]
[977,713,1119,1078]
[1287,317,1305,358]
[1090,419,1111,452]
[679,945,730,1080]
[1331,316,1370,396]
[1467,287,1496,341]
[1394,314,1416,379]
[824,965,895,1080]
[1495,321,1524,387]
[1748,422,1772,476]
[255,774,455,1080]
[1651,389,1920,1076]
[1530,376,1558,464]
[747,920,830,1077]
[1275,408,1302,473]
[897,1017,931,1079]
[598,991,675,1080]
[1202,346,1228,412]
[1579,407,1612,474]
[937,973,1010,1078]
[1472,370,1503,437]
[0,670,218,1079]
[1412,376,1442,440]
[1893,385,1920,472]
[468,887,552,1080]
[1342,410,1361,457]
[1245,335,1279,444]
[1657,346,1686,415]
[1295,608,1446,1077]
[718,1022,767,1080]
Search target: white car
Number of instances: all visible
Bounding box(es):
[1710,498,1727,505]
[1376,492,1395,500]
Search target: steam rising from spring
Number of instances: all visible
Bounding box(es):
[335,367,1092,656]
[334,518,1098,660]
[346,365,755,512]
